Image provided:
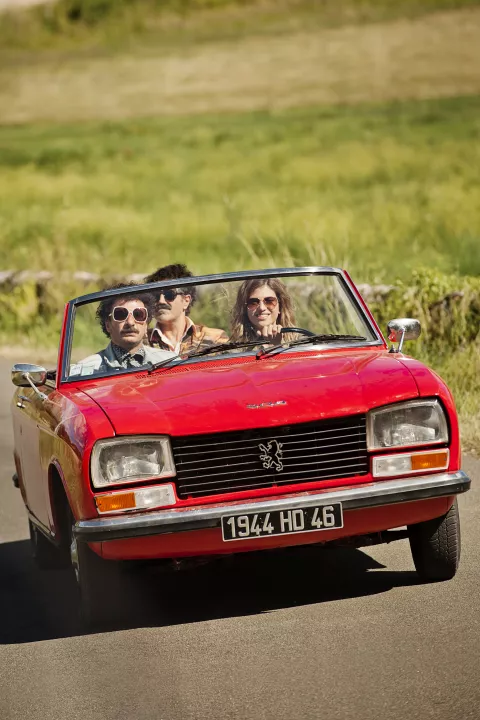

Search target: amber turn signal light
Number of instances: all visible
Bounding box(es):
[411,450,449,471]
[372,448,449,478]
[96,492,136,513]
[95,483,177,515]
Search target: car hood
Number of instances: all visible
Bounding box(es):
[80,350,420,436]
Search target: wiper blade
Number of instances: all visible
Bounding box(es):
[258,334,367,359]
[148,340,267,372]
[184,339,267,359]
[148,354,182,373]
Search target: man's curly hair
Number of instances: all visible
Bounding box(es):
[96,283,156,338]
[144,263,197,316]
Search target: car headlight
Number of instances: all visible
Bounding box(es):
[367,399,448,451]
[91,436,176,489]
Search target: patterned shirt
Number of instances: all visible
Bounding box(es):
[111,342,147,368]
[149,318,229,355]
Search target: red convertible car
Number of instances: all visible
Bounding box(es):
[11,268,470,626]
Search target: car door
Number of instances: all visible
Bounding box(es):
[14,383,57,531]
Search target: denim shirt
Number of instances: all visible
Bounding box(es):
[69,342,175,377]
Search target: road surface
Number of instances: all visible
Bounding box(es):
[0,358,478,720]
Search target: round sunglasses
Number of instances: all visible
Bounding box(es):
[159,288,185,303]
[110,306,148,323]
[246,296,278,310]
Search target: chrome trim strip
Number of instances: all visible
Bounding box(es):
[74,470,470,543]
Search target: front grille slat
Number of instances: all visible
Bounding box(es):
[176,452,367,482]
[178,463,367,493]
[172,414,368,499]
[177,440,366,467]
[183,469,364,496]
[174,425,366,452]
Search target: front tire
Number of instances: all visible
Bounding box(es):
[29,519,68,570]
[408,499,461,582]
[70,523,128,629]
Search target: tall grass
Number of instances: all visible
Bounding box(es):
[1,96,479,280]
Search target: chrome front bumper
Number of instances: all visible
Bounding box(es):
[74,470,470,543]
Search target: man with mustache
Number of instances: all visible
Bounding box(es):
[70,284,174,376]
[145,264,228,355]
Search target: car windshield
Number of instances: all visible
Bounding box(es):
[64,270,380,382]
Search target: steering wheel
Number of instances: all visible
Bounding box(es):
[280,327,316,337]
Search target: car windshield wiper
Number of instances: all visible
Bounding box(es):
[148,354,182,373]
[257,334,367,359]
[149,340,269,372]
[184,339,268,359]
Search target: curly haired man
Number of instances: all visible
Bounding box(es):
[145,264,228,355]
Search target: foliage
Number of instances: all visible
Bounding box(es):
[370,269,480,355]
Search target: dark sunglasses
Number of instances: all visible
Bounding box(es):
[159,288,184,303]
[246,296,278,310]
[110,306,148,323]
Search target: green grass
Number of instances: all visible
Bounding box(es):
[426,345,480,455]
[1,95,479,280]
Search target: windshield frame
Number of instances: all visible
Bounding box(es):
[58,267,385,385]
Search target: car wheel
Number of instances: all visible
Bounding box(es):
[408,499,461,582]
[29,519,68,570]
[69,523,129,629]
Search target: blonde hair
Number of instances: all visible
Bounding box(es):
[231,278,296,342]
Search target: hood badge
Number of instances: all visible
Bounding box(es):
[259,440,284,472]
[246,400,287,410]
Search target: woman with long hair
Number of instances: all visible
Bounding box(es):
[231,278,296,344]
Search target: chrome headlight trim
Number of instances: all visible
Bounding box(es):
[366,399,449,451]
[90,435,176,489]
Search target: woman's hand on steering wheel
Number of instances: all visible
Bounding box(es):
[255,324,283,345]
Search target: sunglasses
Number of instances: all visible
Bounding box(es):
[110,306,148,323]
[159,288,184,303]
[246,296,278,310]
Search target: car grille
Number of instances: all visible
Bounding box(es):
[171,415,368,499]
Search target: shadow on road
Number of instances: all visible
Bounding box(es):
[0,539,419,644]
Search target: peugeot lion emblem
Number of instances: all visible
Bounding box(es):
[259,440,284,472]
[247,400,287,410]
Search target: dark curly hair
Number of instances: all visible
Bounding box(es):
[144,263,197,316]
[96,283,156,338]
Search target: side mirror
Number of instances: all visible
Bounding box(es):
[11,363,47,388]
[387,318,421,353]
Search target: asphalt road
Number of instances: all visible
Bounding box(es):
[0,357,479,720]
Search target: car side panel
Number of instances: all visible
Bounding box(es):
[19,388,115,531]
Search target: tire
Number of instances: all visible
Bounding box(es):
[69,523,129,629]
[408,499,461,582]
[29,519,68,570]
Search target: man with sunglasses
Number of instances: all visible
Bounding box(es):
[145,264,228,354]
[70,285,174,376]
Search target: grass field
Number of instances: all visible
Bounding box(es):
[1,95,479,279]
[2,0,480,54]
[2,5,480,124]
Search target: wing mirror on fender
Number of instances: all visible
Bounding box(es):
[11,363,48,401]
[387,318,421,353]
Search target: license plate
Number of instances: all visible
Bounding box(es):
[221,502,343,542]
